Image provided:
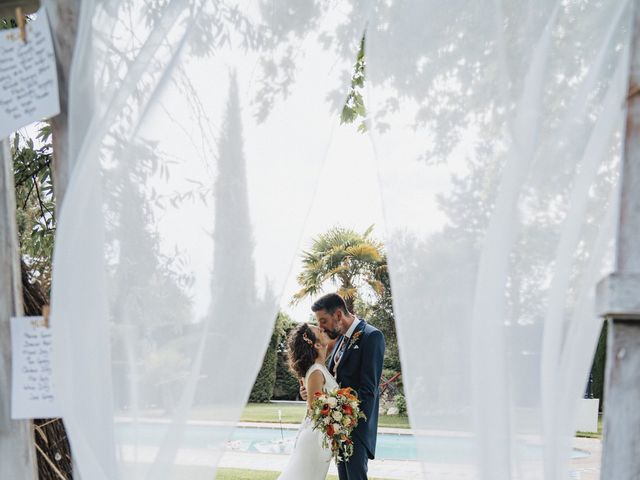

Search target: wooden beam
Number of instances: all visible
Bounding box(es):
[0,138,37,478]
[597,1,640,479]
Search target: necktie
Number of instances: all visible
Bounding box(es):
[333,336,349,374]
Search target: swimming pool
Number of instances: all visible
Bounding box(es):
[227,426,589,462]
[116,423,589,462]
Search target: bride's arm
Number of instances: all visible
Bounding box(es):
[305,370,325,411]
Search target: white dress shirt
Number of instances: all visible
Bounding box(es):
[344,316,361,339]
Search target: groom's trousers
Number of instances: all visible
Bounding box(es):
[337,440,369,480]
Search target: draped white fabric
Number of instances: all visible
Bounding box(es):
[49,0,631,479]
[51,1,366,479]
[367,1,632,479]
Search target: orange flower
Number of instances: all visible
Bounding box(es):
[327,424,335,437]
[342,404,353,416]
[314,392,322,397]
[338,387,357,401]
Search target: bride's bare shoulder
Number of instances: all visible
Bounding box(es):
[305,364,323,381]
[307,369,324,381]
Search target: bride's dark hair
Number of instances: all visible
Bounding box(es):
[287,323,319,379]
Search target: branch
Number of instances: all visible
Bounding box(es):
[22,180,36,209]
[32,175,54,220]
[15,156,52,188]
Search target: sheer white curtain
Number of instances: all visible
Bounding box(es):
[50,0,632,479]
[367,0,632,479]
[50,1,366,479]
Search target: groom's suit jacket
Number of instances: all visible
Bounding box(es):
[328,319,385,459]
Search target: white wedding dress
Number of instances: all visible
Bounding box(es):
[278,363,339,480]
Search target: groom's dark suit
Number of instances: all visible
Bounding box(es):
[328,318,385,480]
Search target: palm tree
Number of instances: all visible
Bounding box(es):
[292,226,385,312]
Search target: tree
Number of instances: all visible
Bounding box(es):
[12,127,55,294]
[341,35,367,133]
[273,314,300,400]
[292,226,384,313]
[250,312,291,402]
[355,260,400,371]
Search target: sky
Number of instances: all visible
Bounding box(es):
[17,24,454,328]
[277,122,386,322]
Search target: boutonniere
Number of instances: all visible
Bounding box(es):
[349,330,363,348]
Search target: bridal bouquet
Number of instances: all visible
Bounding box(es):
[310,387,366,463]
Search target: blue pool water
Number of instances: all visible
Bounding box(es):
[116,424,589,462]
[227,427,588,461]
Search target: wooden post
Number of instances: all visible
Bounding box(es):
[0,139,37,478]
[596,1,640,478]
[44,0,80,205]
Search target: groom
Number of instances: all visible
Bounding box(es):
[311,292,385,480]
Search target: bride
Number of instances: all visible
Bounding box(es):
[278,322,338,480]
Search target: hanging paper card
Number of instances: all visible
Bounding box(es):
[0,6,59,138]
[11,316,60,419]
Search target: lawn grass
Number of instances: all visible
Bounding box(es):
[215,468,391,480]
[240,403,307,424]
[575,414,603,439]
[215,469,282,480]
[376,415,410,428]
[242,403,602,437]
[241,403,410,429]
